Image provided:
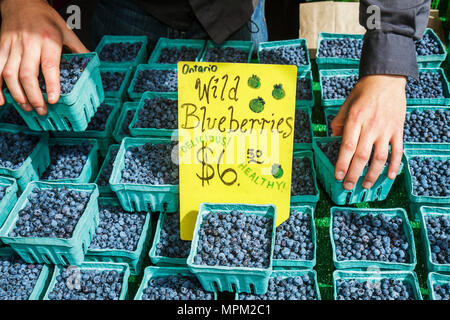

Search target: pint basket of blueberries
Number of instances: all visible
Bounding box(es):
[187,203,276,295]
[330,207,417,271]
[319,68,359,107]
[295,70,314,108]
[313,136,403,205]
[94,144,120,196]
[148,38,206,65]
[333,270,423,300]
[427,272,450,300]
[257,39,311,71]
[43,262,130,300]
[403,147,450,220]
[100,66,134,101]
[0,176,18,229]
[201,40,254,63]
[316,33,363,70]
[419,206,450,273]
[0,181,100,265]
[109,137,179,213]
[112,102,139,143]
[95,35,148,68]
[416,28,447,68]
[290,151,320,207]
[128,64,178,101]
[406,68,450,106]
[84,197,152,275]
[8,52,105,132]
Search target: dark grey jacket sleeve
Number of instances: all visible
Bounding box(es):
[359,0,431,79]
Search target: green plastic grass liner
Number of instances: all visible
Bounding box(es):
[257,39,311,71]
[416,28,448,68]
[0,127,50,191]
[149,211,188,266]
[148,38,206,65]
[332,270,423,300]
[408,68,450,106]
[295,70,314,108]
[200,40,253,63]
[127,63,177,101]
[134,266,218,300]
[112,102,138,143]
[0,176,18,230]
[273,205,317,269]
[187,203,276,294]
[54,98,121,156]
[40,138,99,184]
[313,136,402,205]
[100,66,133,100]
[419,206,450,273]
[129,91,178,138]
[319,68,359,107]
[9,52,104,131]
[293,107,314,151]
[404,106,450,148]
[95,35,148,68]
[43,262,130,300]
[0,249,51,300]
[428,272,450,300]
[94,144,119,196]
[403,147,450,220]
[329,207,417,271]
[290,150,320,208]
[109,137,179,213]
[0,181,99,265]
[84,197,152,276]
[235,269,321,300]
[323,107,339,136]
[316,33,363,70]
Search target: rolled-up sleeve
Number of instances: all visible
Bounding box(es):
[359,0,431,79]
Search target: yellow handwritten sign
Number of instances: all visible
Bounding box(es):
[177,62,297,240]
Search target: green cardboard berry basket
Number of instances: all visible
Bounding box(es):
[403,106,450,149]
[329,207,417,271]
[187,203,277,295]
[0,103,28,131]
[332,270,423,300]
[100,66,133,101]
[149,211,190,266]
[290,151,320,208]
[416,28,448,68]
[273,205,317,269]
[0,176,18,230]
[84,197,152,275]
[95,35,148,68]
[112,102,138,143]
[94,144,119,196]
[257,39,311,71]
[43,262,130,300]
[235,269,321,300]
[0,181,99,265]
[8,52,104,131]
[200,40,254,63]
[109,137,179,213]
[403,146,450,220]
[419,206,450,273]
[427,272,450,300]
[128,64,178,101]
[295,70,314,108]
[0,127,50,191]
[148,38,206,64]
[0,248,51,300]
[323,107,339,136]
[40,138,99,184]
[134,266,218,300]
[313,136,402,205]
[408,68,450,106]
[129,91,178,138]
[319,68,359,107]
[293,107,314,151]
[54,98,121,156]
[316,32,363,70]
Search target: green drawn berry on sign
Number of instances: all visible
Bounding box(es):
[249,97,265,113]
[272,164,283,179]
[272,84,285,100]
[248,75,261,89]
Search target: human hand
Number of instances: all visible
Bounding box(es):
[330,74,406,190]
[0,0,88,115]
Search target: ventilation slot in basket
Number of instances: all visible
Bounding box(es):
[48,117,58,131]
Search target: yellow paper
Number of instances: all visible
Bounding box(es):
[177,62,296,240]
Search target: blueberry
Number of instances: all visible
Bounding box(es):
[405,71,444,99]
[415,32,443,56]
[294,109,312,144]
[433,283,450,300]
[96,148,119,186]
[424,214,449,265]
[86,103,114,131]
[403,109,449,143]
[132,69,177,93]
[408,157,450,198]
[134,98,178,130]
[0,132,39,170]
[259,45,308,66]
[318,38,362,59]
[0,105,26,126]
[291,157,315,196]
[157,47,201,64]
[203,47,249,63]
[155,212,191,259]
[296,77,312,100]
[322,75,358,100]
[99,41,143,63]
[101,71,126,92]
[336,278,415,300]
[120,109,137,136]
